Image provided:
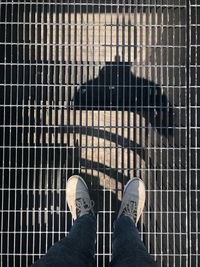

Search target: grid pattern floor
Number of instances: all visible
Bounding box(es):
[0,1,199,267]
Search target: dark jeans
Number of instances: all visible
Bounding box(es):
[32,214,158,267]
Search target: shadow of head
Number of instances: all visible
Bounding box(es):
[73,58,173,137]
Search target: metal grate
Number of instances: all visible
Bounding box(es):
[0,1,199,267]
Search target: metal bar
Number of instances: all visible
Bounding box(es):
[187,0,191,267]
[157,2,163,266]
[133,1,137,178]
[103,2,107,265]
[109,0,113,262]
[165,2,170,265]
[115,0,119,211]
[96,2,101,265]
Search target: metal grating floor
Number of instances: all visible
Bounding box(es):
[0,1,199,266]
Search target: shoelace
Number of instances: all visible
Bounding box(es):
[122,201,137,222]
[75,198,95,216]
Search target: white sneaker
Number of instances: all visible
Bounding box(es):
[117,178,146,224]
[66,175,94,220]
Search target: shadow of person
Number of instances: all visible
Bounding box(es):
[73,56,175,266]
[74,56,173,137]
